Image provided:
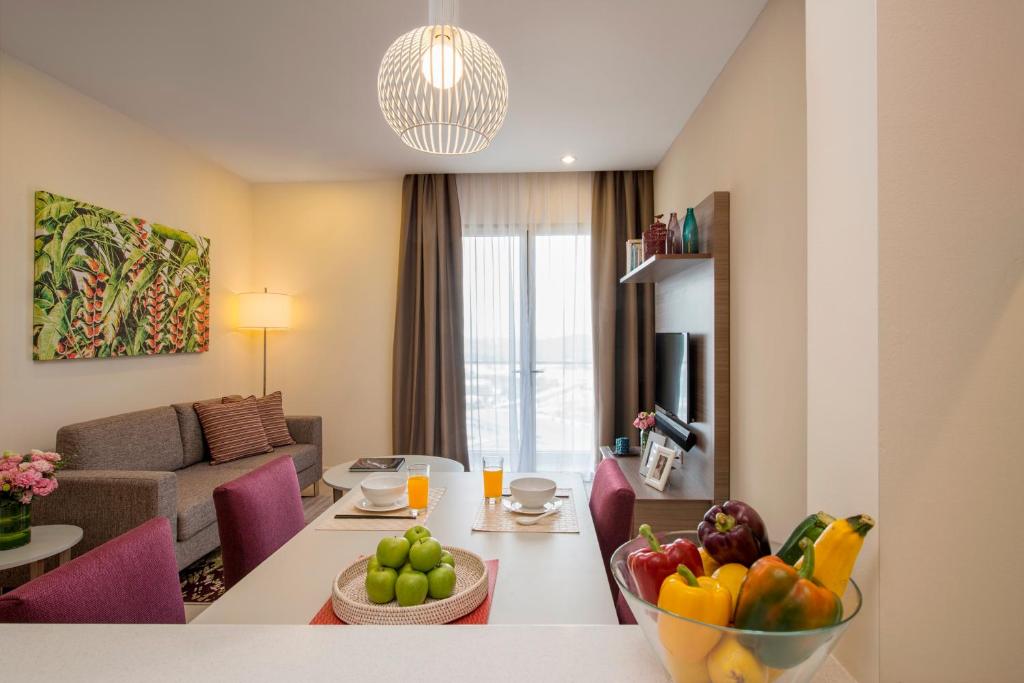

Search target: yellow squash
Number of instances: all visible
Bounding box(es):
[796,513,875,596]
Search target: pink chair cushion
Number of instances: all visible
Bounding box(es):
[588,458,636,622]
[213,455,305,588]
[0,517,185,624]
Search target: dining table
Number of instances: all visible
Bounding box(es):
[193,471,618,625]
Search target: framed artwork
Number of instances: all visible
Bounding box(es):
[644,444,676,492]
[33,191,210,360]
[638,432,667,477]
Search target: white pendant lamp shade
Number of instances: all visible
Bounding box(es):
[378,0,508,155]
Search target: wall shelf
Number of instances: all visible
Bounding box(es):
[619,253,712,284]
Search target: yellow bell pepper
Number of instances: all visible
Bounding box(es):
[711,563,748,614]
[658,565,732,664]
[699,546,720,576]
[706,637,767,683]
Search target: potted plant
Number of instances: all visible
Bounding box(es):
[0,450,64,550]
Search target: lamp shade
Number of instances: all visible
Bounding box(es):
[237,292,291,329]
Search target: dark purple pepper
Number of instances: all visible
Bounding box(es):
[697,500,771,567]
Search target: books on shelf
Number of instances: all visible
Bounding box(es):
[625,239,644,273]
[349,458,406,472]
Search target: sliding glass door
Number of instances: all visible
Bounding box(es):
[460,173,594,473]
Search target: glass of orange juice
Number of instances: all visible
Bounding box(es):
[482,455,503,503]
[407,463,430,512]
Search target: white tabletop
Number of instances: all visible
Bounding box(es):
[322,455,465,492]
[194,471,617,626]
[0,525,82,571]
[0,624,855,682]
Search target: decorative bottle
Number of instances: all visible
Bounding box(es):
[666,212,681,254]
[682,207,700,254]
[642,215,669,260]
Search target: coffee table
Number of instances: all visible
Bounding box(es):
[0,525,83,580]
[322,455,465,501]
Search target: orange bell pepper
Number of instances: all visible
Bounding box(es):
[657,565,732,664]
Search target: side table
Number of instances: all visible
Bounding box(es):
[0,525,84,580]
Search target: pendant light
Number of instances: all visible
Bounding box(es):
[378,0,508,155]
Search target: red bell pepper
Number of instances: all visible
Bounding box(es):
[627,524,704,603]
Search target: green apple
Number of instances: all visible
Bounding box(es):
[403,525,432,545]
[409,537,443,572]
[399,562,416,575]
[439,550,455,568]
[366,555,381,572]
[395,570,429,607]
[365,565,398,604]
[427,564,456,600]
[376,536,410,569]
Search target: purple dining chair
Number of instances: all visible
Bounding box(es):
[589,458,637,624]
[0,517,185,624]
[213,455,305,589]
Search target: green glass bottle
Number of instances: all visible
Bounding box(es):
[682,207,700,254]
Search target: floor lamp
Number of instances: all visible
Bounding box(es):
[237,288,292,396]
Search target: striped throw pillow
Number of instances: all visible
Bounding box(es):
[223,391,295,447]
[194,397,273,465]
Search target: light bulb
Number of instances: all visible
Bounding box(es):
[421,32,464,90]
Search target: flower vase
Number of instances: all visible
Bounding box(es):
[639,429,650,456]
[0,499,31,550]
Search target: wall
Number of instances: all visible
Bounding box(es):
[250,180,403,468]
[653,0,807,538]
[0,54,257,452]
[877,1,1024,680]
[805,2,879,681]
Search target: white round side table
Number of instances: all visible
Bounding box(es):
[322,455,465,502]
[0,525,83,580]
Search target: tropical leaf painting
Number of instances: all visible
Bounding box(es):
[33,191,210,361]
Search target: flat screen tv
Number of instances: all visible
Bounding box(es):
[655,332,691,425]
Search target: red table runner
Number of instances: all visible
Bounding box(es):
[310,559,499,625]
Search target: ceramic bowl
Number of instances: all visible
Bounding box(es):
[360,473,407,507]
[508,477,556,509]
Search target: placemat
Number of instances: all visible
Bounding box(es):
[471,490,580,533]
[315,487,446,532]
[309,559,499,625]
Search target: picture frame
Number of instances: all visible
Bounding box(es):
[644,444,676,492]
[638,432,667,477]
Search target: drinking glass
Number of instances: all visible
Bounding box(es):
[407,463,430,511]
[482,455,503,502]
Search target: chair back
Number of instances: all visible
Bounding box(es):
[0,517,185,623]
[213,455,305,588]
[588,459,636,602]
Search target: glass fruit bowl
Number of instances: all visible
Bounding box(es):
[611,530,861,683]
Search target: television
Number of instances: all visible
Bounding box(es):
[655,332,691,425]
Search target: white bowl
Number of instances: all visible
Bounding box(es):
[360,473,407,507]
[509,477,556,509]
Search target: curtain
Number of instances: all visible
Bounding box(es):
[392,174,469,468]
[457,173,594,473]
[591,171,656,460]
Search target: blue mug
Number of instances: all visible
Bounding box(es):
[614,437,630,455]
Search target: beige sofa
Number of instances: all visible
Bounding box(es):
[10,398,321,578]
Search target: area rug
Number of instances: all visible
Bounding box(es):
[179,492,332,603]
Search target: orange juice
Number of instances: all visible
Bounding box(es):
[483,468,503,499]
[407,475,429,509]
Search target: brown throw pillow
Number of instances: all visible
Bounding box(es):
[194,397,274,465]
[223,391,296,447]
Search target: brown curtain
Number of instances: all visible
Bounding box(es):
[591,171,656,459]
[392,174,469,468]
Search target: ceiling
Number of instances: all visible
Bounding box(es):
[0,0,766,182]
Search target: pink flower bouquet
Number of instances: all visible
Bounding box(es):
[0,450,64,505]
[632,411,656,431]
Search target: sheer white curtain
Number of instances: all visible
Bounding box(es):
[457,173,594,473]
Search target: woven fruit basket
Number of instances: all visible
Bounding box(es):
[331,546,488,625]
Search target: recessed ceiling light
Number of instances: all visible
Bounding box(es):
[561,154,576,165]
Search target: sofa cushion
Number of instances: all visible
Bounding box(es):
[173,396,241,467]
[56,407,184,471]
[224,392,295,447]
[193,397,273,465]
[214,444,319,475]
[174,464,249,541]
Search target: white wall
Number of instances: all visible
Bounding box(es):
[654,0,807,539]
[877,1,1023,680]
[805,2,879,681]
[0,54,258,452]
[250,181,403,468]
